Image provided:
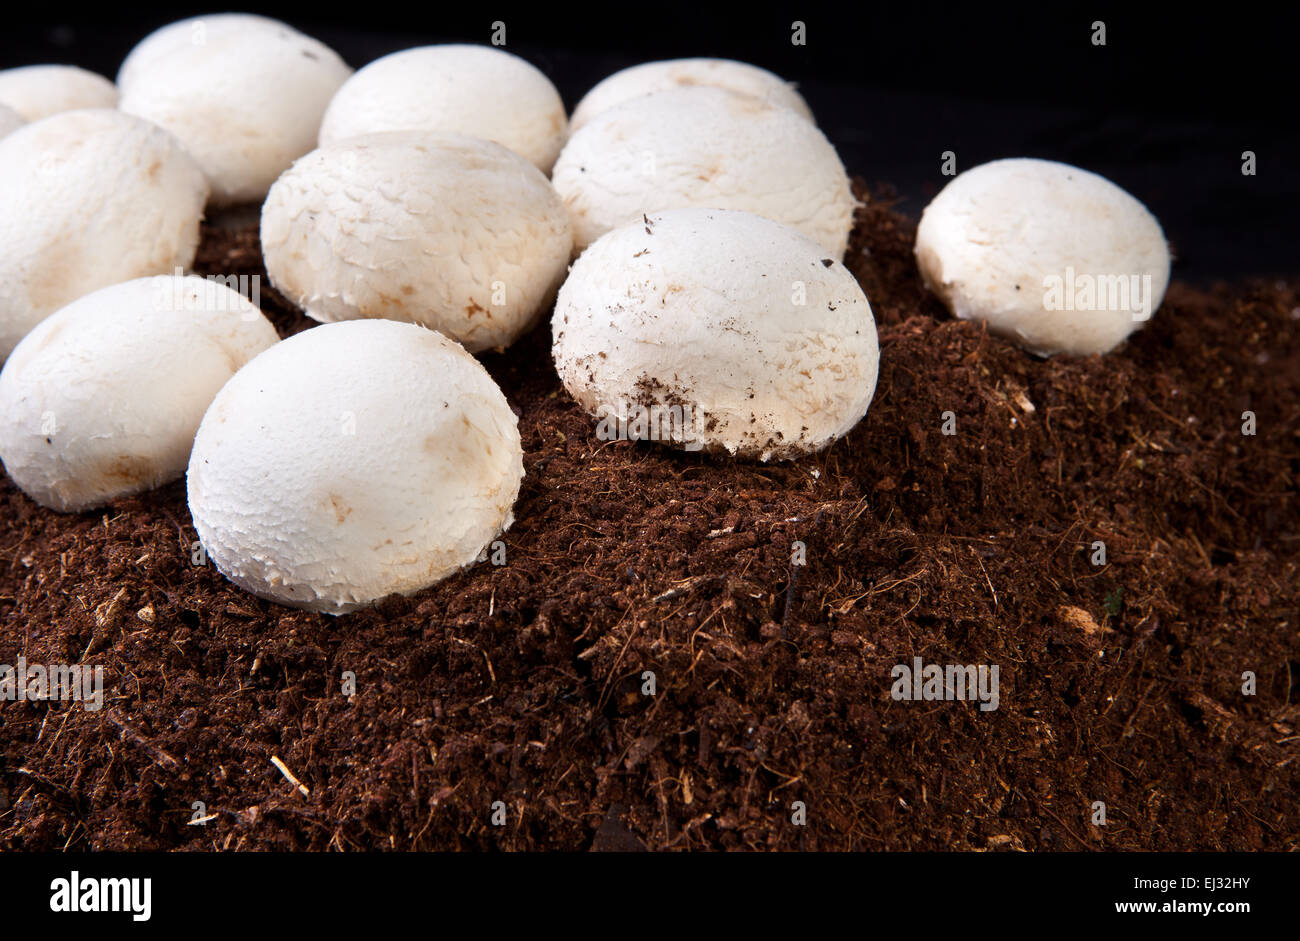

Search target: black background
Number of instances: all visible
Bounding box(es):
[2,2,1296,281]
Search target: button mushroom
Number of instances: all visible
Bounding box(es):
[914,157,1171,356]
[570,57,813,131]
[0,109,208,359]
[552,86,855,256]
[116,13,352,206]
[552,208,879,461]
[318,44,567,174]
[0,64,117,120]
[261,132,572,353]
[187,319,525,614]
[0,275,279,511]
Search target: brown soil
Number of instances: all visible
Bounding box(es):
[1,181,1296,851]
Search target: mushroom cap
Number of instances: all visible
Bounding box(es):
[117,14,352,206]
[116,13,286,89]
[318,45,567,173]
[552,86,854,257]
[0,108,209,360]
[0,65,117,121]
[552,208,879,461]
[0,104,23,139]
[914,157,1170,356]
[570,57,813,131]
[187,319,525,615]
[261,132,572,353]
[0,276,279,512]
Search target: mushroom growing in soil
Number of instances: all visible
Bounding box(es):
[914,157,1171,356]
[0,104,23,139]
[0,275,279,512]
[569,57,814,131]
[552,208,879,461]
[318,44,568,173]
[0,108,208,360]
[116,13,352,206]
[261,132,572,353]
[552,86,855,256]
[0,64,117,120]
[187,319,525,615]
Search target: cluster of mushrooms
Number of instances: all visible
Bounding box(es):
[0,14,1171,614]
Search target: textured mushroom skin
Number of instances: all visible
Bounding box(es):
[552,87,855,257]
[914,158,1170,356]
[0,276,279,512]
[0,109,209,359]
[318,45,568,173]
[0,65,118,121]
[187,320,525,615]
[117,14,352,206]
[570,57,814,131]
[262,132,572,353]
[552,209,879,461]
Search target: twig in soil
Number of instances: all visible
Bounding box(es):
[105,715,178,768]
[157,507,189,551]
[780,564,800,638]
[651,573,717,603]
[1030,796,1095,850]
[592,610,639,708]
[451,636,495,684]
[14,767,75,798]
[270,755,310,798]
[781,508,823,635]
[1121,680,1160,740]
[973,552,999,608]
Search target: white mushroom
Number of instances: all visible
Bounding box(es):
[117,13,352,206]
[0,65,117,120]
[0,104,23,139]
[570,57,813,131]
[187,319,525,615]
[552,208,879,461]
[318,45,567,173]
[261,132,572,353]
[0,108,208,360]
[0,276,279,512]
[915,157,1171,356]
[552,86,855,256]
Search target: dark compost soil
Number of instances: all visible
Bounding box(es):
[1,181,1297,851]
